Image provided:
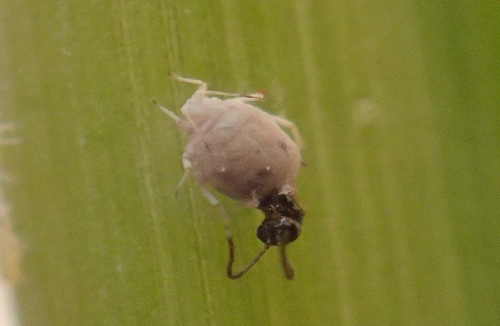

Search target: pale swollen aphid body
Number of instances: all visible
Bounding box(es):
[154,75,305,280]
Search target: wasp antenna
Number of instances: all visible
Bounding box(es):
[280,244,295,280]
[227,237,270,279]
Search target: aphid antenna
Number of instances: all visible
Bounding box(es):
[205,89,265,101]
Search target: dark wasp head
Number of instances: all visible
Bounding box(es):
[256,190,305,246]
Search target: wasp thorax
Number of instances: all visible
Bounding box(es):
[256,217,301,246]
[256,191,304,246]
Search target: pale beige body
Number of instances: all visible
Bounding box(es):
[159,76,303,207]
[181,93,301,205]
[155,76,304,279]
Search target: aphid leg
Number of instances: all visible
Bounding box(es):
[199,186,231,227]
[171,74,208,94]
[271,115,305,150]
[174,157,192,197]
[171,74,263,101]
[152,98,182,123]
[199,186,270,279]
[153,98,193,133]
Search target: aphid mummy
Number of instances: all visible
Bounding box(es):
[155,75,305,279]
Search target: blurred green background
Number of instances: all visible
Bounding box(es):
[1,1,499,325]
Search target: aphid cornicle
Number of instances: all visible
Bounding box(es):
[154,75,305,280]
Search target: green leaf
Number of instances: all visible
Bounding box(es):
[1,1,499,325]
